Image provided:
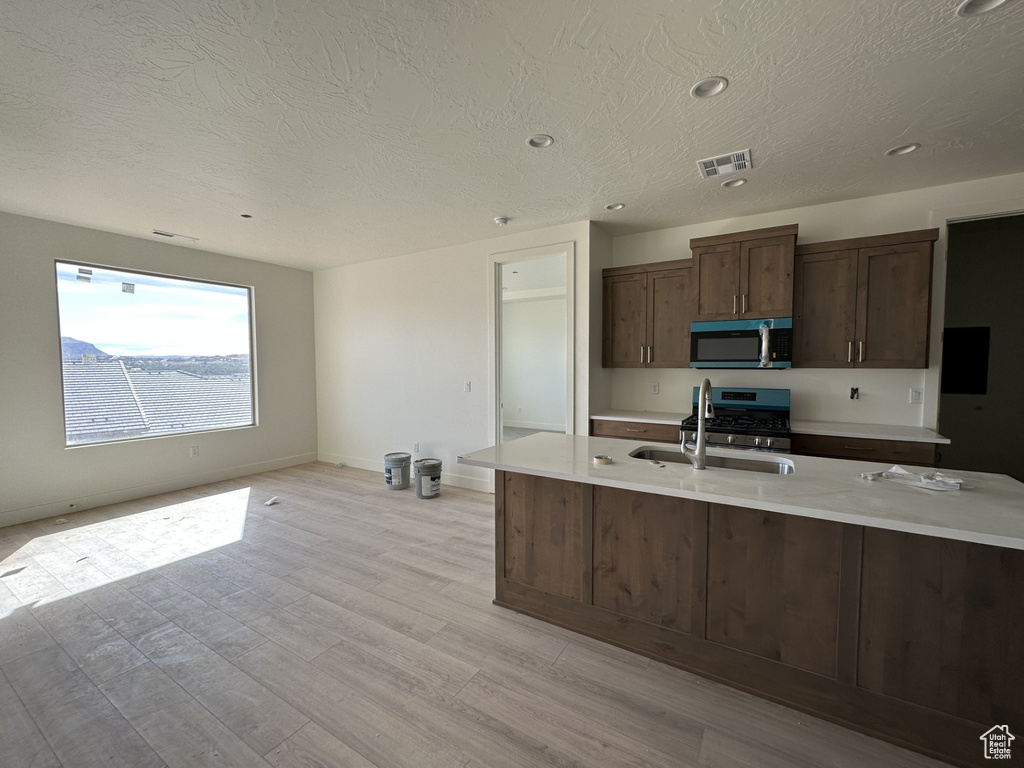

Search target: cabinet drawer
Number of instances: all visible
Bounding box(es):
[791,434,937,466]
[591,419,679,443]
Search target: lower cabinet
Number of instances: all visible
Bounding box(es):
[495,471,1024,768]
[593,486,705,634]
[705,505,844,678]
[791,433,938,466]
[590,418,679,443]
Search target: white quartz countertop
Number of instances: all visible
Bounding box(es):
[591,410,949,444]
[458,433,1024,550]
[788,419,950,444]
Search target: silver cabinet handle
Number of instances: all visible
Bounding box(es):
[842,445,875,451]
[847,341,852,363]
[626,428,646,432]
[742,294,747,313]
[646,346,652,364]
[640,344,644,364]
[858,341,864,362]
[733,294,738,314]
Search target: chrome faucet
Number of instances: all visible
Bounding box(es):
[681,377,715,469]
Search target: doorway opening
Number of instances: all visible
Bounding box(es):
[939,214,1024,481]
[489,243,574,444]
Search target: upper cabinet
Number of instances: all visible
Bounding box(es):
[690,224,798,321]
[793,229,938,369]
[602,259,693,368]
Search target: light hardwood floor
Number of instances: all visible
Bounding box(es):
[0,463,948,768]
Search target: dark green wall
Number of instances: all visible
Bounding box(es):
[940,215,1024,480]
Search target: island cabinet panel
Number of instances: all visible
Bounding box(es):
[502,472,586,601]
[705,504,843,678]
[592,487,708,635]
[858,528,1024,726]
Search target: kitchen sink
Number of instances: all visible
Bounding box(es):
[629,446,795,475]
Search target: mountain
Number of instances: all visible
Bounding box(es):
[61,337,111,359]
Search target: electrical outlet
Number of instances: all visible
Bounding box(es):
[464,380,471,392]
[190,446,199,457]
[909,387,923,404]
[413,442,419,453]
[651,382,659,394]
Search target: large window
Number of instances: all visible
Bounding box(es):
[55,262,255,446]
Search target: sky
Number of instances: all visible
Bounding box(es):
[55,262,252,357]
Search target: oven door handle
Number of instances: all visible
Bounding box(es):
[758,323,771,368]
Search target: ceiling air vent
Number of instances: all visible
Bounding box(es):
[696,149,752,180]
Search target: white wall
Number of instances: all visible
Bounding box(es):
[610,172,1024,428]
[0,212,319,526]
[314,221,593,491]
[501,296,566,430]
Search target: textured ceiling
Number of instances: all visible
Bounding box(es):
[2,1,1023,271]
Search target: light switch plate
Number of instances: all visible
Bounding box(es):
[909,388,923,404]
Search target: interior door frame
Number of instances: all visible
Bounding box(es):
[487,242,575,451]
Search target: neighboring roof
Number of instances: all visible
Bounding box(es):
[62,361,252,444]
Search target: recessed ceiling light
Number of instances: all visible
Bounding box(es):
[884,143,921,156]
[605,203,626,211]
[721,178,747,188]
[240,213,252,219]
[690,76,729,99]
[956,0,1012,17]
[526,134,554,149]
[494,216,510,226]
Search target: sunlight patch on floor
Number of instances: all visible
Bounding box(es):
[0,488,251,613]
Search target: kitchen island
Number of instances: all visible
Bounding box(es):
[458,433,1024,768]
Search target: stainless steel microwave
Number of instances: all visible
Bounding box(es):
[689,317,793,369]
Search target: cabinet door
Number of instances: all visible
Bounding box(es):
[647,267,692,367]
[858,528,1024,726]
[793,249,859,367]
[856,242,933,368]
[503,473,585,600]
[740,235,795,318]
[694,242,741,320]
[593,487,707,634]
[602,273,647,367]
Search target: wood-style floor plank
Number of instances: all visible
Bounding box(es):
[264,721,377,768]
[102,661,274,768]
[0,462,951,768]
[134,622,309,755]
[0,668,61,768]
[2,645,164,768]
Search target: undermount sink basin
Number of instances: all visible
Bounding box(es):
[629,446,795,475]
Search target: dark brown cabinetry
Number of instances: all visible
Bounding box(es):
[705,504,844,677]
[690,224,798,321]
[791,433,938,466]
[590,419,679,443]
[794,229,938,368]
[495,471,1022,767]
[602,260,692,368]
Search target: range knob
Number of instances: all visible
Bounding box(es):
[753,437,763,447]
[726,435,736,444]
[688,432,696,442]
[765,438,775,448]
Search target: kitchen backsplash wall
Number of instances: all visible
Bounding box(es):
[610,367,927,425]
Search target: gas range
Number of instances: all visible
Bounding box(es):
[680,387,791,452]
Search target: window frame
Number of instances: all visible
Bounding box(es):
[54,259,258,448]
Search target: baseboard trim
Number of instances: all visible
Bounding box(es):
[0,452,319,528]
[503,421,564,431]
[319,452,494,494]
